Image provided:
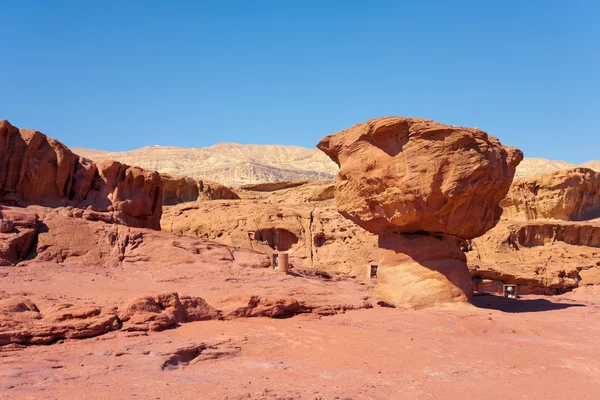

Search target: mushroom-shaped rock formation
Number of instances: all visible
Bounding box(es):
[318,117,523,307]
[0,120,162,229]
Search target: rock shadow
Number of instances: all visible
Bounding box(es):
[472,294,586,313]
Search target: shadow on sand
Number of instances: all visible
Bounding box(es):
[472,294,586,313]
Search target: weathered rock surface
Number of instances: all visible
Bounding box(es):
[0,293,120,346]
[375,234,473,308]
[118,292,220,331]
[0,207,40,266]
[469,167,600,294]
[318,116,523,239]
[0,120,163,229]
[468,220,600,294]
[318,117,522,307]
[161,173,239,205]
[501,168,600,221]
[3,297,600,400]
[162,199,380,277]
[1,204,377,346]
[0,291,220,345]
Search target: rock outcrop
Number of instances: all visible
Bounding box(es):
[501,168,600,221]
[118,292,220,331]
[467,221,600,294]
[0,120,163,229]
[0,207,40,266]
[161,173,239,205]
[162,199,379,276]
[1,203,377,346]
[468,167,600,294]
[318,117,522,307]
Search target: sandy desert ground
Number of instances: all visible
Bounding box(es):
[2,290,599,400]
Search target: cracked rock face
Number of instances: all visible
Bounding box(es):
[0,120,163,230]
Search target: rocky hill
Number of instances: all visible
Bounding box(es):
[74,143,338,186]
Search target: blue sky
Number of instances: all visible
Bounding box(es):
[1,0,598,162]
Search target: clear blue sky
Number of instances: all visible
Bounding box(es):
[1,0,598,162]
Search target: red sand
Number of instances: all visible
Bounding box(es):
[2,293,599,400]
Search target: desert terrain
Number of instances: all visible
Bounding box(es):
[74,144,600,185]
[2,118,600,399]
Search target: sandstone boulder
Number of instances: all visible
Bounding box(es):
[0,207,40,266]
[317,117,523,239]
[501,168,600,221]
[318,117,522,307]
[0,120,162,229]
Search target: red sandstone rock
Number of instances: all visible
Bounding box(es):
[118,292,220,331]
[0,204,375,348]
[501,167,600,221]
[161,173,239,205]
[470,168,600,294]
[219,295,307,319]
[375,234,473,308]
[0,207,40,266]
[467,220,600,293]
[0,120,162,229]
[0,293,119,346]
[317,117,523,239]
[161,200,380,276]
[318,117,523,307]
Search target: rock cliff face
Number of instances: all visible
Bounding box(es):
[162,196,379,276]
[501,168,600,221]
[161,174,239,205]
[318,117,522,307]
[0,120,162,229]
[468,167,600,294]
[468,221,600,294]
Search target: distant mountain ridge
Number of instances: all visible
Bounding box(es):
[73,144,598,185]
[73,143,338,186]
[515,158,600,178]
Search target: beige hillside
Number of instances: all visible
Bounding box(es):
[74,143,338,186]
